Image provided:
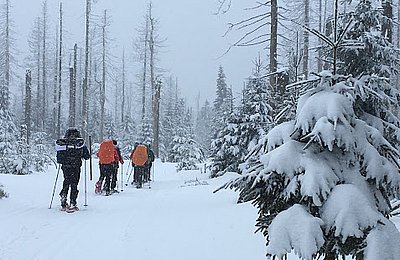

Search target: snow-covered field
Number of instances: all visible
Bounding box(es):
[1,159,400,260]
[0,159,267,260]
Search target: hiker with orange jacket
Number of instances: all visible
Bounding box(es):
[111,139,124,193]
[96,139,118,196]
[130,142,149,189]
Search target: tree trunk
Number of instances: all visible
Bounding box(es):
[41,0,48,131]
[382,0,393,43]
[69,44,77,127]
[100,10,107,141]
[121,49,126,123]
[82,0,90,140]
[57,2,63,138]
[317,0,323,72]
[269,0,278,88]
[142,18,149,120]
[53,25,58,137]
[4,0,10,110]
[303,0,309,79]
[153,79,161,158]
[69,67,74,127]
[25,69,32,143]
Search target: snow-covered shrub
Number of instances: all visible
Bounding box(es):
[0,184,8,199]
[30,132,54,172]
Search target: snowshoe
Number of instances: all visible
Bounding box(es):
[60,204,69,212]
[66,205,79,213]
[111,189,119,194]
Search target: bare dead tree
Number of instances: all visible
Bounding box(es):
[24,69,32,142]
[121,48,126,123]
[68,44,78,127]
[82,0,90,139]
[56,2,63,138]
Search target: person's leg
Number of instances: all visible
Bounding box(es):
[103,164,112,195]
[59,167,71,207]
[111,167,117,190]
[70,167,81,206]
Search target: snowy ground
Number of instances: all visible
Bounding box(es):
[0,159,266,260]
[1,159,400,260]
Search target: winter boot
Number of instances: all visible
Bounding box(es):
[95,181,102,194]
[60,195,68,210]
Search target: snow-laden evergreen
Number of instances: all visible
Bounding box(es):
[195,100,213,157]
[116,114,137,155]
[211,60,273,178]
[0,110,31,175]
[220,73,400,259]
[169,100,204,171]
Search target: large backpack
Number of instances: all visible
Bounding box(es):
[131,144,148,166]
[98,139,115,165]
[55,138,85,166]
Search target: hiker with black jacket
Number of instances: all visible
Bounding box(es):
[55,128,90,211]
[145,144,155,182]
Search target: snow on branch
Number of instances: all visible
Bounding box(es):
[295,90,354,136]
[321,184,382,243]
[266,204,324,259]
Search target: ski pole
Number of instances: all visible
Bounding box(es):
[121,163,124,192]
[152,161,155,182]
[84,160,88,207]
[89,135,93,180]
[49,165,61,209]
[125,165,133,186]
[125,160,131,176]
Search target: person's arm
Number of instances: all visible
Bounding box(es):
[83,146,90,160]
[117,148,124,164]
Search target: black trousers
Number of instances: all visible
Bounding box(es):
[99,164,114,192]
[111,166,118,190]
[60,165,81,205]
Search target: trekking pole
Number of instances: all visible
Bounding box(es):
[125,166,134,186]
[84,160,88,207]
[152,162,155,182]
[89,135,93,180]
[121,163,124,192]
[49,165,61,209]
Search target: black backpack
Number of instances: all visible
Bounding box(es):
[56,138,85,166]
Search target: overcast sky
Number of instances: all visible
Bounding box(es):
[12,0,262,106]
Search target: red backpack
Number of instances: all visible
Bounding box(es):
[98,139,115,164]
[131,144,148,166]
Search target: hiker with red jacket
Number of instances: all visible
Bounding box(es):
[96,139,118,196]
[130,142,149,189]
[111,139,124,193]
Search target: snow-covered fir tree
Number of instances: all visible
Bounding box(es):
[211,65,231,140]
[219,1,400,259]
[0,110,30,175]
[138,115,153,145]
[241,57,274,152]
[116,114,137,156]
[210,110,246,177]
[221,74,400,259]
[29,131,53,172]
[103,113,117,140]
[194,99,213,157]
[210,59,273,178]
[169,99,204,170]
